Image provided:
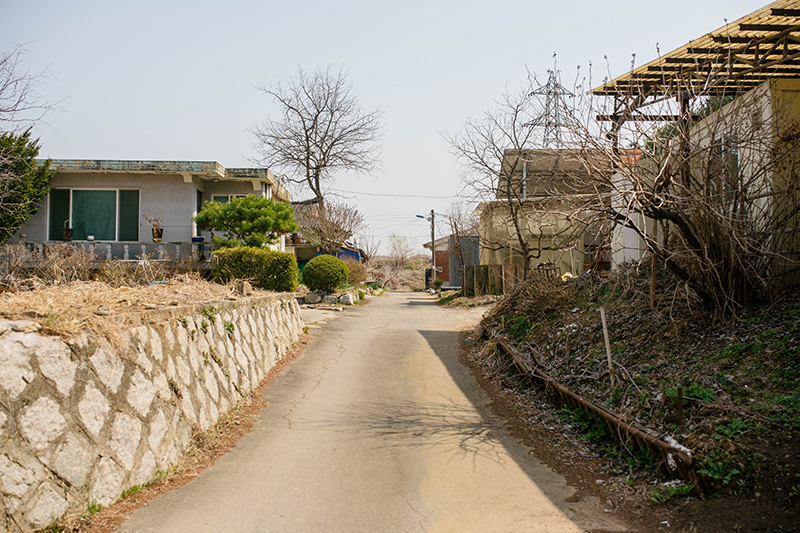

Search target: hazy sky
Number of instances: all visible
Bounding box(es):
[2,0,762,254]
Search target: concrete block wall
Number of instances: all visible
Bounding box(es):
[0,295,303,532]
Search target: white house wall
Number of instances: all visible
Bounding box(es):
[14,172,289,250]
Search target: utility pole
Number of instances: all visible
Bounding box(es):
[429,209,436,279]
[417,209,436,288]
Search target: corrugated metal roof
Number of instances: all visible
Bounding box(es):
[592,0,800,98]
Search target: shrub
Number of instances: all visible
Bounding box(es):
[38,244,96,283]
[342,258,366,285]
[213,246,298,292]
[0,244,33,280]
[0,129,55,243]
[303,254,348,293]
[194,196,298,248]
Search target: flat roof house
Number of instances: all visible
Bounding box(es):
[14,159,291,259]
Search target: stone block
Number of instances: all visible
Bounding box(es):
[79,382,109,439]
[161,323,175,353]
[134,450,157,486]
[186,343,202,375]
[149,330,164,362]
[174,356,191,386]
[235,281,253,296]
[23,483,69,529]
[175,322,189,355]
[339,293,356,305]
[0,333,35,399]
[109,414,141,470]
[48,432,96,487]
[180,395,197,426]
[8,320,40,333]
[304,292,321,304]
[148,410,169,452]
[127,370,156,418]
[129,327,153,375]
[203,366,219,404]
[90,457,123,507]
[20,396,67,451]
[34,336,77,397]
[90,347,124,394]
[322,295,337,304]
[0,455,38,501]
[152,372,170,401]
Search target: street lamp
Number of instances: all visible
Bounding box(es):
[416,209,435,287]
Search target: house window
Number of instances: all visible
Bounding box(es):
[211,194,249,204]
[48,188,140,241]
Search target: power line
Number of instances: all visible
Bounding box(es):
[330,188,466,199]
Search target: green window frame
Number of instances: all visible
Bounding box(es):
[211,194,249,204]
[48,188,140,241]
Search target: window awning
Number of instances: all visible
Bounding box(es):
[591,0,800,101]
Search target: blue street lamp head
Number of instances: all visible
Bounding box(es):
[415,214,425,219]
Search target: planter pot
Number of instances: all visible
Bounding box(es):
[152,227,163,242]
[63,228,73,241]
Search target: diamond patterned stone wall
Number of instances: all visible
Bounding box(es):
[0,295,303,532]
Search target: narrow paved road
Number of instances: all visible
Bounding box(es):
[116,292,627,532]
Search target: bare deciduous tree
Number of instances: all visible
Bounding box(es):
[446,85,600,279]
[0,45,53,131]
[388,234,416,268]
[293,200,365,255]
[1,46,57,243]
[564,67,800,313]
[444,201,479,278]
[356,230,381,265]
[251,66,383,206]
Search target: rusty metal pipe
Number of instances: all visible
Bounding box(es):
[492,335,702,491]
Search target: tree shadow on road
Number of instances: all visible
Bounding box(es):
[416,328,624,532]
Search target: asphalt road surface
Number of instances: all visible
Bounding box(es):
[115,292,627,533]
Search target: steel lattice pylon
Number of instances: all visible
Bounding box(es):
[527,59,573,148]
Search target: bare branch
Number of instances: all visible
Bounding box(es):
[0,44,54,131]
[251,66,383,204]
[294,200,365,255]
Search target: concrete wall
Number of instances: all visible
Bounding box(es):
[0,294,303,532]
[477,200,584,276]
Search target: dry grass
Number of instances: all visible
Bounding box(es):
[0,273,267,339]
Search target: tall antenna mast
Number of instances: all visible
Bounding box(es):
[527,54,573,147]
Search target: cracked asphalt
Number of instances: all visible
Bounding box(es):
[115,292,627,533]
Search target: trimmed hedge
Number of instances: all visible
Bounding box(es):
[213,246,298,292]
[303,254,349,293]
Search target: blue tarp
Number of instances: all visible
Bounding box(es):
[315,248,362,262]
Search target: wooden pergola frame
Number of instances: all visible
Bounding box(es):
[591,0,800,155]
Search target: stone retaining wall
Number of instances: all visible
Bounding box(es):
[0,294,303,532]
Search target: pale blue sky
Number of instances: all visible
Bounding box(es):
[2,0,763,253]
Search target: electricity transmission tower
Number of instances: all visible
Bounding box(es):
[527,57,573,147]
